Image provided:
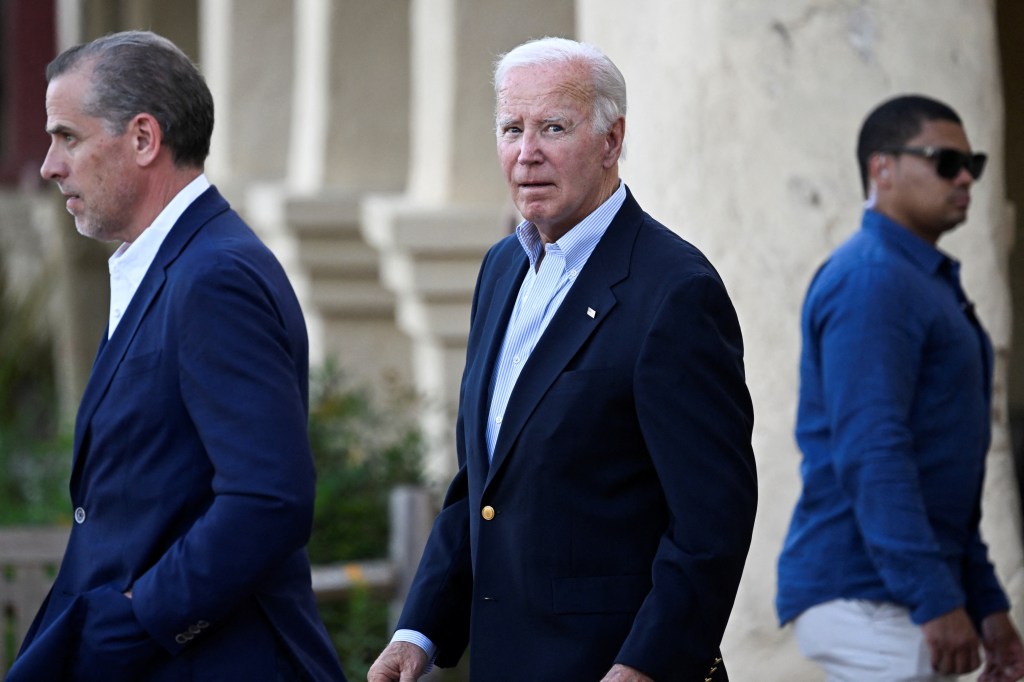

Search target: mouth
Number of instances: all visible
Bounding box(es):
[61,190,82,214]
[517,181,554,191]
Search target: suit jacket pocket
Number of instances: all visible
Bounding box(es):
[550,367,623,388]
[72,585,163,681]
[552,574,650,614]
[116,348,162,378]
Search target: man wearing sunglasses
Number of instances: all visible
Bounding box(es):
[777,94,1024,681]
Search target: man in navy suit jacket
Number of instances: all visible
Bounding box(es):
[368,37,757,682]
[6,31,346,681]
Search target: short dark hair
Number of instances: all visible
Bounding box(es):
[46,30,214,168]
[856,94,962,198]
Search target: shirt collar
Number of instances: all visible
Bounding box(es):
[109,174,211,276]
[861,208,953,276]
[515,181,626,272]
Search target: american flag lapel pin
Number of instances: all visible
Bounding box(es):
[587,307,597,319]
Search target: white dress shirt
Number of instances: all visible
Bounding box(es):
[107,174,211,338]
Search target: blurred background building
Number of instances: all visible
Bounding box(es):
[1,0,1021,678]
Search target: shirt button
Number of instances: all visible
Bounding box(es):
[74,507,86,524]
[495,416,502,425]
[482,506,495,521]
[513,355,521,364]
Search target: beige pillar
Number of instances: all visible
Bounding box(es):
[218,0,415,386]
[362,0,574,482]
[580,1,1020,678]
[200,0,293,194]
[286,0,409,193]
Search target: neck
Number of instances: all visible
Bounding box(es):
[123,166,202,244]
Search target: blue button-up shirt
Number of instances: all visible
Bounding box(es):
[777,209,1008,627]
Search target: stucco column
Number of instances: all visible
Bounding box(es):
[362,0,574,482]
[580,1,1020,679]
[286,0,409,194]
[202,0,415,383]
[200,0,293,193]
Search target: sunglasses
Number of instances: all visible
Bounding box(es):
[883,146,987,181]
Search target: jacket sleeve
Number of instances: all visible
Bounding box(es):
[617,272,757,678]
[394,464,474,666]
[390,244,505,667]
[130,253,316,654]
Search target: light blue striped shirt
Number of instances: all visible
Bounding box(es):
[485,182,627,458]
[391,181,626,660]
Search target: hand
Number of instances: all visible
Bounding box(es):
[978,611,1024,682]
[72,585,161,681]
[922,607,982,675]
[367,641,429,682]
[599,663,654,682]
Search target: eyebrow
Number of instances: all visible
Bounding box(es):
[496,114,572,128]
[45,122,74,136]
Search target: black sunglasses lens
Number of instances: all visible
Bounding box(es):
[935,150,986,180]
[934,151,965,179]
[968,153,986,180]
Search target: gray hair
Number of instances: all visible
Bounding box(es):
[493,37,627,135]
[46,30,214,168]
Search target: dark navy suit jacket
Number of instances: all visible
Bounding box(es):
[397,190,757,681]
[7,187,346,681]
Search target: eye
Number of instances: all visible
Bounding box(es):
[54,132,77,148]
[501,125,522,136]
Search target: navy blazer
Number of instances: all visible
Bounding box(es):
[397,189,757,681]
[7,187,346,681]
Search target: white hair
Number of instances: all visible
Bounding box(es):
[493,36,627,135]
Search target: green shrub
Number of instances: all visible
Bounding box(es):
[306,360,428,676]
[0,261,69,526]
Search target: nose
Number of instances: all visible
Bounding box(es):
[517,130,543,164]
[40,141,66,181]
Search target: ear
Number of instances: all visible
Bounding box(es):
[602,116,625,168]
[127,113,163,167]
[868,152,891,189]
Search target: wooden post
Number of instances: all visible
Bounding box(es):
[387,485,434,628]
[0,526,69,673]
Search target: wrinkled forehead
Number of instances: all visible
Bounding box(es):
[496,62,594,116]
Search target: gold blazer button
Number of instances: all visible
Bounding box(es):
[481,505,495,520]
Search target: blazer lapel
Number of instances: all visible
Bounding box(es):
[71,187,230,482]
[485,191,643,483]
[464,251,528,475]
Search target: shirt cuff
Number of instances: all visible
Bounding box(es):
[391,629,437,671]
